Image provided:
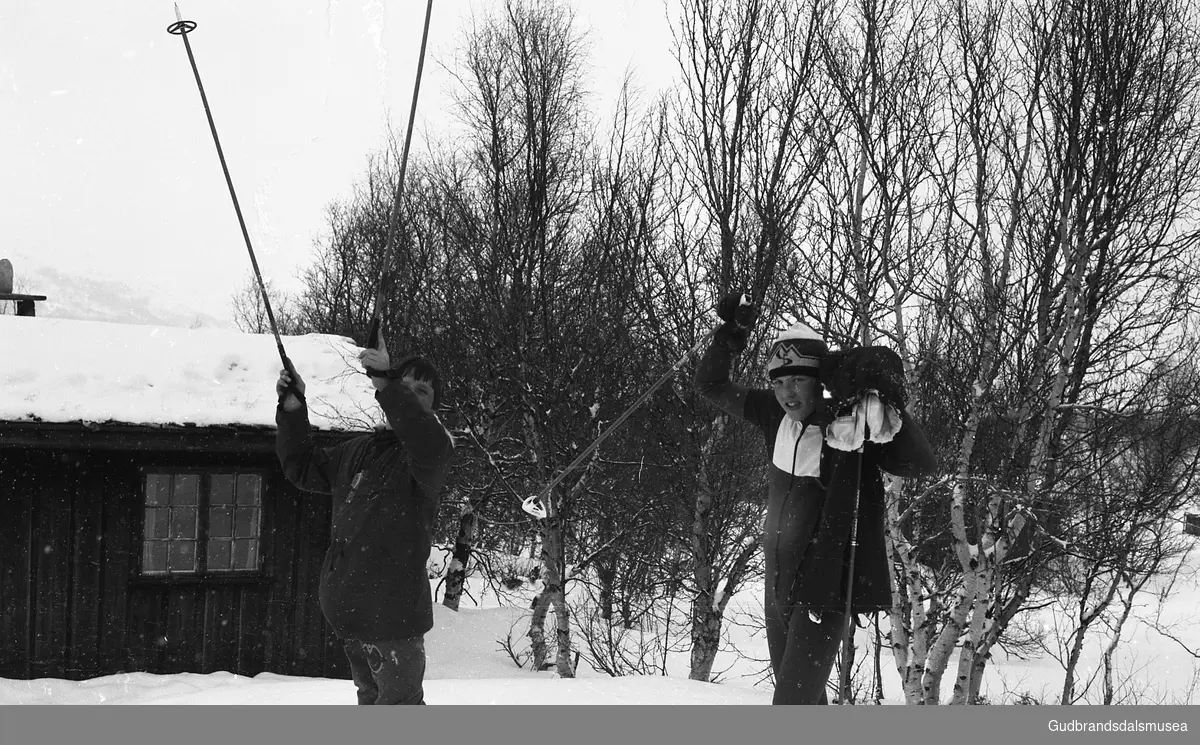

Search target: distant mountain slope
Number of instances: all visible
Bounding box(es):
[0,256,232,329]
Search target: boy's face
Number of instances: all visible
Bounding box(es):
[771,373,818,421]
[398,373,436,412]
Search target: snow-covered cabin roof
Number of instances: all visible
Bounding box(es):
[0,316,383,431]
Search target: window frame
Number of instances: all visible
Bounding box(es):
[137,467,267,578]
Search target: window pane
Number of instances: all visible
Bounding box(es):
[211,475,235,505]
[232,539,258,571]
[143,541,167,573]
[145,475,170,506]
[209,507,233,538]
[236,474,262,505]
[173,475,199,505]
[143,474,262,575]
[207,538,232,571]
[234,507,259,539]
[167,540,196,573]
[144,507,169,540]
[170,507,197,539]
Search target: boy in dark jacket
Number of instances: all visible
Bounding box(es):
[695,293,936,705]
[275,339,453,705]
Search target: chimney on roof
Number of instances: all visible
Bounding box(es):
[0,258,48,317]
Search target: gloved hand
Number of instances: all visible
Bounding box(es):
[819,345,908,413]
[713,322,749,354]
[276,366,307,411]
[716,291,759,329]
[714,291,757,354]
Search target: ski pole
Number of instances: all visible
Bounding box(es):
[167,5,302,403]
[839,417,868,705]
[364,0,435,358]
[521,329,715,519]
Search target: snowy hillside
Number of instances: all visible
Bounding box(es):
[0,253,230,330]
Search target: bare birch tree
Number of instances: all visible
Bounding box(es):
[902,0,1200,704]
[230,273,301,335]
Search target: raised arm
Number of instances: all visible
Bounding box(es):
[375,381,454,496]
[693,292,764,421]
[694,328,754,421]
[274,367,349,494]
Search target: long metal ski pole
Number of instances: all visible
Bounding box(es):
[521,298,753,518]
[167,4,301,402]
[521,330,715,520]
[365,0,435,355]
[839,419,868,704]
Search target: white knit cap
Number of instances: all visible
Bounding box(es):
[765,322,828,379]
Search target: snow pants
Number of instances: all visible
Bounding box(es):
[763,474,849,704]
[765,594,848,705]
[342,636,427,705]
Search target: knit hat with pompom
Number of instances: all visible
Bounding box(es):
[765,322,828,380]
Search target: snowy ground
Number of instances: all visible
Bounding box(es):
[2,541,1197,706]
[0,590,768,706]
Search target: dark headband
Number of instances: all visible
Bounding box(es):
[768,365,820,381]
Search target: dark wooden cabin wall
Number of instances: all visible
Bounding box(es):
[66,452,105,677]
[98,459,136,674]
[30,454,73,679]
[0,445,349,681]
[263,465,298,673]
[0,451,35,679]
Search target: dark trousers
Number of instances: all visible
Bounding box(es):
[765,602,848,705]
[342,636,427,705]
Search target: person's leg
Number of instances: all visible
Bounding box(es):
[360,636,427,705]
[764,587,788,683]
[342,638,380,705]
[771,607,847,705]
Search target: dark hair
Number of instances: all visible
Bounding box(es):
[391,354,442,409]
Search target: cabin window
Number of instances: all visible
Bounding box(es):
[141,471,263,575]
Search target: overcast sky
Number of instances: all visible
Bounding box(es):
[1,0,676,327]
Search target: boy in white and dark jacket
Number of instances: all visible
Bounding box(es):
[695,293,936,704]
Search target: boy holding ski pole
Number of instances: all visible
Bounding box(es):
[694,292,936,704]
[275,340,453,704]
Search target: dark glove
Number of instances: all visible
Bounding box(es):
[819,345,908,412]
[276,360,307,410]
[716,291,759,329]
[713,322,749,354]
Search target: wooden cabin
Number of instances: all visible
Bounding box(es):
[0,314,383,681]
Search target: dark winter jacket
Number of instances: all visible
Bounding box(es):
[695,338,936,614]
[276,382,453,641]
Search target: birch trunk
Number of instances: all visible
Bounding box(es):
[688,463,720,681]
[529,589,552,671]
[688,587,723,682]
[528,513,574,676]
[949,564,990,704]
[441,501,478,611]
[1060,570,1121,704]
[920,576,977,703]
[688,415,723,681]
